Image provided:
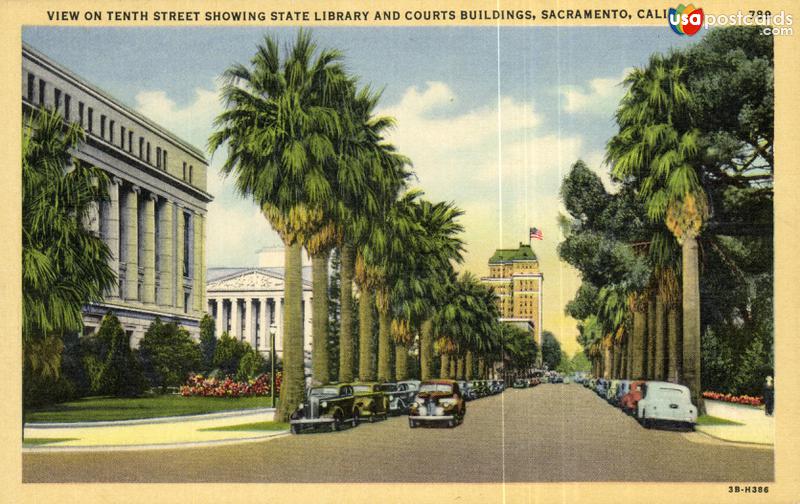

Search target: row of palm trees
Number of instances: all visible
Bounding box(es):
[209,31,534,422]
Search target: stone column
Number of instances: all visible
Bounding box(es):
[158,198,174,306]
[303,292,313,353]
[199,213,206,313]
[103,176,121,299]
[231,299,241,340]
[175,205,185,309]
[275,297,284,355]
[244,298,255,348]
[215,298,224,336]
[124,185,140,301]
[192,211,202,313]
[259,297,269,350]
[142,193,157,304]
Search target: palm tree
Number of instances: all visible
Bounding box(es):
[607,52,707,408]
[23,107,115,386]
[209,31,349,422]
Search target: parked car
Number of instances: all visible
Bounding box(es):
[637,381,698,429]
[595,379,608,397]
[397,379,421,402]
[290,384,358,433]
[614,380,631,406]
[457,380,477,401]
[351,382,390,422]
[606,380,620,402]
[513,378,528,389]
[409,379,466,428]
[380,381,417,415]
[620,380,646,415]
[472,380,490,398]
[529,378,540,387]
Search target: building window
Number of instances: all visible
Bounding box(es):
[120,126,126,149]
[183,212,191,277]
[64,94,71,121]
[27,74,35,102]
[128,131,133,153]
[146,142,151,164]
[162,150,167,170]
[88,107,93,133]
[189,165,193,184]
[54,88,62,110]
[38,79,46,106]
[100,115,106,139]
[139,137,144,158]
[184,293,190,314]
[182,161,186,180]
[109,120,115,143]
[78,102,84,126]
[156,147,161,168]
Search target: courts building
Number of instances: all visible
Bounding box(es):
[22,44,213,344]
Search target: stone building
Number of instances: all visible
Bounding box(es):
[206,248,314,358]
[22,44,213,344]
[480,243,544,349]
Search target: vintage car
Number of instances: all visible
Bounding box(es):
[637,381,698,429]
[529,378,540,387]
[289,384,358,433]
[620,380,646,415]
[606,380,620,402]
[409,379,466,428]
[513,378,528,389]
[471,380,490,398]
[380,381,418,415]
[352,382,390,422]
[595,378,608,397]
[490,380,505,394]
[614,380,631,406]
[457,380,477,401]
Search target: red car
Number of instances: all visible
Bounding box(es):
[620,380,646,415]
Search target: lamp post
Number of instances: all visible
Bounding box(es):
[270,323,277,408]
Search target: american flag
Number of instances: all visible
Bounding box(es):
[530,227,543,240]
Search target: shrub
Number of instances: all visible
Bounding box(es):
[180,372,281,397]
[138,317,202,393]
[96,314,147,397]
[199,314,217,372]
[212,332,250,376]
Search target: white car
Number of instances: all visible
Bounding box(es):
[637,381,698,429]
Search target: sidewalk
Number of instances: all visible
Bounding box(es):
[23,408,289,451]
[694,399,774,445]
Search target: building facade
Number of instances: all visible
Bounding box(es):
[481,243,544,350]
[22,44,213,344]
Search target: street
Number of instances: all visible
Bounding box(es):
[22,384,774,483]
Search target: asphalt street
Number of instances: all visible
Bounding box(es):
[22,383,774,482]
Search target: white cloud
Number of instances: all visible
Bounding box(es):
[559,69,630,116]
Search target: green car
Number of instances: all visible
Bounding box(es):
[289,383,358,433]
[351,382,390,422]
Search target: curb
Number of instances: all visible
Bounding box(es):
[25,407,276,429]
[22,430,290,453]
[691,427,774,448]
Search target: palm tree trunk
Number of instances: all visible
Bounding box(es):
[456,356,464,379]
[338,244,354,382]
[276,242,304,422]
[395,344,408,380]
[647,295,656,379]
[655,293,666,380]
[682,235,703,412]
[420,318,434,380]
[632,304,646,380]
[311,251,329,385]
[358,287,375,381]
[626,333,633,379]
[478,357,485,379]
[465,351,474,380]
[620,341,628,378]
[667,304,681,383]
[449,356,457,379]
[440,354,449,379]
[377,307,392,382]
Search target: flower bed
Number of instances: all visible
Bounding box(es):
[180,373,282,398]
[702,391,763,407]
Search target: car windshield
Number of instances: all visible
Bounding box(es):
[419,383,453,394]
[353,385,373,393]
[380,384,397,392]
[655,387,686,397]
[309,387,339,397]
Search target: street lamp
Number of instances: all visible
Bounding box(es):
[269,323,277,408]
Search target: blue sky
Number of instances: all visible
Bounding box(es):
[22,26,699,351]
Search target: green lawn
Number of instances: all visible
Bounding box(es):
[200,421,289,432]
[25,395,277,424]
[696,414,744,426]
[22,438,77,447]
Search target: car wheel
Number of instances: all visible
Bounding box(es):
[291,424,299,435]
[352,409,360,428]
[641,411,650,429]
[447,418,455,428]
[409,418,417,428]
[369,407,376,423]
[331,413,342,432]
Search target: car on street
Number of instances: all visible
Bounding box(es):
[352,382,390,422]
[513,378,528,388]
[471,380,489,398]
[595,378,608,397]
[606,380,620,402]
[289,383,358,433]
[614,380,631,406]
[637,381,698,429]
[409,379,466,428]
[620,380,646,415]
[380,381,418,415]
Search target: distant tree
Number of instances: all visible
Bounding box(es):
[138,318,201,393]
[199,314,217,372]
[570,351,592,373]
[236,348,267,381]
[541,331,562,370]
[556,350,573,374]
[212,332,250,377]
[96,314,146,397]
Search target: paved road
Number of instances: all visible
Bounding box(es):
[22,384,773,482]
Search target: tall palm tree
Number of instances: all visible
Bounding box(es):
[209,31,349,421]
[23,107,115,382]
[607,52,707,408]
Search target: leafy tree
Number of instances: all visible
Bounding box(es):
[236,348,267,381]
[199,314,217,372]
[22,107,114,392]
[570,351,592,373]
[138,318,201,393]
[541,331,562,371]
[88,313,146,397]
[212,331,250,377]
